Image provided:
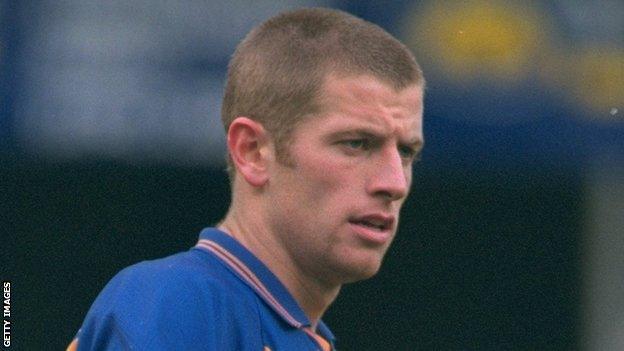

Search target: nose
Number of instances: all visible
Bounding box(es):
[367,147,410,201]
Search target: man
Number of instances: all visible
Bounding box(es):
[69,7,424,351]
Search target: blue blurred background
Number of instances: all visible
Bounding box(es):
[1,1,622,350]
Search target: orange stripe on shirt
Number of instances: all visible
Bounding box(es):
[304,328,332,351]
[66,338,78,351]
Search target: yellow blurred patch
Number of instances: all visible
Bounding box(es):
[568,48,624,119]
[404,0,550,83]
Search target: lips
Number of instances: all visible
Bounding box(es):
[348,214,395,245]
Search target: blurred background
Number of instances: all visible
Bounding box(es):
[1,1,622,350]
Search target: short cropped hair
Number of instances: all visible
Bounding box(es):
[222,7,424,177]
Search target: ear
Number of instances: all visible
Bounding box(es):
[227,117,272,187]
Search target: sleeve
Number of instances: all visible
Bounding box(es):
[71,259,262,350]
[73,313,133,351]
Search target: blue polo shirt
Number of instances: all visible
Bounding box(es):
[71,228,336,351]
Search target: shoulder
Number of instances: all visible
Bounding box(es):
[76,250,263,350]
[103,250,231,297]
[94,250,239,307]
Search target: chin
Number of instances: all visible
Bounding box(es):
[334,257,383,284]
[340,268,380,284]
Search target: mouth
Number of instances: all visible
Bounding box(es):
[348,214,395,245]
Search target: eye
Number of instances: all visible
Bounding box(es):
[399,146,416,160]
[342,139,369,150]
[399,146,421,163]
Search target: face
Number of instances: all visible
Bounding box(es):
[264,73,424,286]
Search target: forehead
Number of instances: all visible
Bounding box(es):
[312,73,424,140]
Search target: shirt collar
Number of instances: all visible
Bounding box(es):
[194,227,336,342]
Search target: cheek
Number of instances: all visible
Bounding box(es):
[305,155,353,189]
[286,140,363,211]
[294,160,356,216]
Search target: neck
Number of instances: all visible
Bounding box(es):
[219,202,340,328]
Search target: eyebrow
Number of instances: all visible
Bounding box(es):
[327,128,380,139]
[327,128,424,150]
